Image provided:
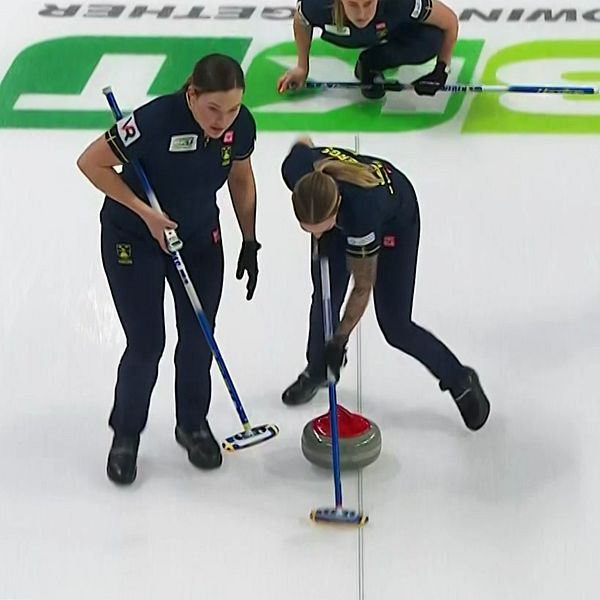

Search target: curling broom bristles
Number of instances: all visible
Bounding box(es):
[310,507,368,527]
[222,423,279,452]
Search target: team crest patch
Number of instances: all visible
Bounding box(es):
[116,243,132,265]
[223,130,234,144]
[375,22,388,38]
[169,134,198,152]
[221,146,232,166]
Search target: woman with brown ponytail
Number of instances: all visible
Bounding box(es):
[280,138,490,432]
[276,0,458,99]
[78,54,260,484]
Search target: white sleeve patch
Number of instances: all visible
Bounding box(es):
[117,113,141,147]
[411,0,423,18]
[348,232,376,247]
[296,0,311,27]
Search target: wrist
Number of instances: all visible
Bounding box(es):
[435,59,450,74]
[135,200,154,220]
[331,332,348,347]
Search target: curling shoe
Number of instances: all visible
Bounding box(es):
[354,56,385,100]
[175,421,223,470]
[282,367,327,406]
[107,434,139,485]
[442,367,490,431]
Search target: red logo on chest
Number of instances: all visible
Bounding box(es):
[376,21,386,29]
[223,131,234,143]
[211,228,221,244]
[383,235,396,248]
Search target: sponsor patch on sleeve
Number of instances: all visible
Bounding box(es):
[347,232,376,247]
[116,114,141,147]
[412,0,432,19]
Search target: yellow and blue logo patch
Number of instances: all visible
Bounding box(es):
[116,243,132,265]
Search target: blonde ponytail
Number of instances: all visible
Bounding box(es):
[291,156,382,226]
[314,158,381,188]
[332,0,346,29]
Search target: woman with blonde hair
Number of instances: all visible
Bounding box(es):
[276,0,458,99]
[280,138,490,432]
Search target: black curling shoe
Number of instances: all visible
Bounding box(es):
[444,367,491,431]
[282,368,327,406]
[107,435,139,485]
[175,422,223,470]
[354,57,385,100]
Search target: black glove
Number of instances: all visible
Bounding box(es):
[236,240,261,300]
[324,335,348,382]
[412,60,449,96]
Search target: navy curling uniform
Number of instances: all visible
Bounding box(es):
[101,91,256,471]
[298,0,443,95]
[277,0,456,98]
[281,142,490,430]
[297,0,438,50]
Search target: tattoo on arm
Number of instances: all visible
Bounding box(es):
[336,254,378,341]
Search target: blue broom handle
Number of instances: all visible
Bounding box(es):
[320,255,343,508]
[304,81,598,94]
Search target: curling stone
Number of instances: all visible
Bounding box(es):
[301,405,381,470]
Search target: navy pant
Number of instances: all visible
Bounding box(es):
[305,186,464,389]
[359,23,443,72]
[101,221,224,437]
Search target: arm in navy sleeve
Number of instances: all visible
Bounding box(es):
[77,100,160,221]
[104,100,158,164]
[231,106,256,160]
[281,140,316,191]
[77,99,178,252]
